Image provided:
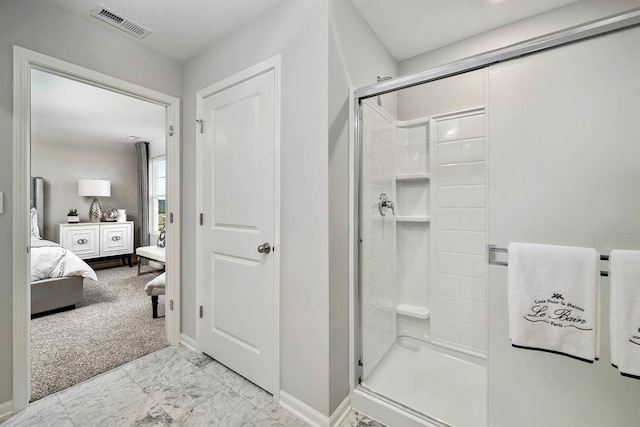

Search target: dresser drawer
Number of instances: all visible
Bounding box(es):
[58,221,133,260]
[100,223,133,255]
[60,225,99,258]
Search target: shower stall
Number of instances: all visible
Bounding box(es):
[349,10,640,427]
[353,72,487,427]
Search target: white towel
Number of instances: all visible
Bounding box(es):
[609,250,640,379]
[507,243,600,362]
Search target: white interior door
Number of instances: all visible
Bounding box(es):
[197,63,278,393]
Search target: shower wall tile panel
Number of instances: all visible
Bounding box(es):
[462,138,486,162]
[438,273,486,303]
[432,112,487,355]
[436,119,460,142]
[438,295,486,325]
[361,103,397,377]
[460,114,484,139]
[436,141,461,165]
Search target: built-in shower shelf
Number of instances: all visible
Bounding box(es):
[396,215,430,223]
[395,173,430,181]
[396,304,431,319]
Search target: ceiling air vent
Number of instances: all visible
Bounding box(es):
[90,4,151,39]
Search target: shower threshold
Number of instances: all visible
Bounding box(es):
[361,336,486,427]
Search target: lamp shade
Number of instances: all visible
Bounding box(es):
[78,179,111,197]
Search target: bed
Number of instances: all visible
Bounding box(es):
[30,177,97,315]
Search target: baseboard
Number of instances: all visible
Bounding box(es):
[180,333,197,352]
[279,391,328,427]
[329,395,351,427]
[278,391,351,427]
[0,400,13,423]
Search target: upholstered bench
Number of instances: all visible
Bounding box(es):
[144,272,165,318]
[135,246,165,276]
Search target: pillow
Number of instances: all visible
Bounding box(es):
[30,207,41,239]
[157,226,166,248]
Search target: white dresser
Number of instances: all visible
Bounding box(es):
[57,221,134,265]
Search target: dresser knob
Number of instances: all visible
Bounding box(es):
[112,236,121,241]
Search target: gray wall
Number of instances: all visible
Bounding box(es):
[396,70,485,122]
[181,0,333,415]
[0,0,181,406]
[488,25,640,426]
[31,140,139,242]
[328,0,397,413]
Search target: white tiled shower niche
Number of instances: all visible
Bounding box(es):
[395,121,431,344]
[361,102,486,376]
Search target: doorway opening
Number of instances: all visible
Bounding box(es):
[29,68,168,401]
[13,46,181,412]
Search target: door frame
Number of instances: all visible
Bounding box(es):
[12,46,182,411]
[194,55,281,400]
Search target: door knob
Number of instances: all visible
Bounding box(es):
[257,243,272,254]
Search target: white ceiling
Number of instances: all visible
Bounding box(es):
[40,0,584,64]
[351,0,582,61]
[40,0,286,61]
[31,69,165,148]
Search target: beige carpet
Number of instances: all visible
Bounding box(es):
[30,265,167,402]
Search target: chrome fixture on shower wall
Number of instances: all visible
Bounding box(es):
[378,193,395,216]
[376,76,392,106]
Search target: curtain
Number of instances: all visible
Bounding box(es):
[135,141,150,257]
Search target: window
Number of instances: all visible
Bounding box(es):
[150,156,166,232]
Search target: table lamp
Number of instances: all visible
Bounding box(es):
[78,179,111,222]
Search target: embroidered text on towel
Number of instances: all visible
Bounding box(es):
[525,293,592,331]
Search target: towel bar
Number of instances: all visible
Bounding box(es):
[486,244,610,277]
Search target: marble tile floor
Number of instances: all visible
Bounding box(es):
[1,345,385,427]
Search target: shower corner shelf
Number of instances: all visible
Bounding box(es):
[396,215,430,223]
[396,304,431,319]
[395,173,431,181]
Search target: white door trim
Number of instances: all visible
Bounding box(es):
[12,46,182,413]
[195,55,281,401]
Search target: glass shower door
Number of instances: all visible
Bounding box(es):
[487,25,640,427]
[359,99,397,381]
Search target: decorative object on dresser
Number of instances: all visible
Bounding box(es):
[117,209,127,222]
[57,221,134,266]
[103,207,119,222]
[67,208,79,223]
[78,179,111,222]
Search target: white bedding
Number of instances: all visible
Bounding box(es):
[31,238,98,282]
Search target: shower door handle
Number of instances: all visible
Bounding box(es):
[257,243,272,254]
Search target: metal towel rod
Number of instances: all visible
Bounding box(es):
[486,244,610,277]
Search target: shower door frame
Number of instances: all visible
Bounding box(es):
[350,8,640,427]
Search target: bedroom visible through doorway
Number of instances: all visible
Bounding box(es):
[29,69,168,401]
